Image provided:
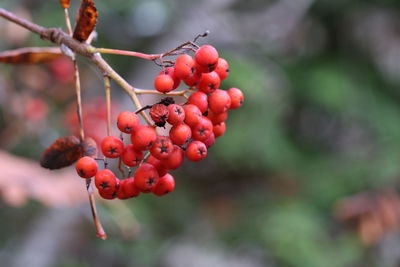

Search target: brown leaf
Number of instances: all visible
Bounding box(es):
[0,47,63,64]
[82,137,98,158]
[73,0,98,42]
[59,0,71,9]
[40,136,83,170]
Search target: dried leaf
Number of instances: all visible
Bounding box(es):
[73,0,98,42]
[83,137,98,158]
[0,47,63,64]
[40,136,83,170]
[59,0,71,9]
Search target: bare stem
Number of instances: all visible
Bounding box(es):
[92,48,161,60]
[73,61,85,141]
[134,88,189,96]
[63,8,72,36]
[103,74,111,136]
[86,179,107,240]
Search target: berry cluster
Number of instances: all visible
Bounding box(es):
[75,44,244,200]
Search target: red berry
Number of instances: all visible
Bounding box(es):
[187,91,208,113]
[169,123,192,146]
[147,156,168,176]
[195,45,219,67]
[152,173,175,196]
[134,163,160,192]
[174,54,195,80]
[154,74,174,93]
[197,71,220,94]
[207,110,228,124]
[192,116,213,142]
[150,136,174,160]
[213,122,226,137]
[214,58,229,80]
[101,136,124,158]
[167,104,185,125]
[117,177,140,199]
[117,111,140,133]
[208,89,231,114]
[150,104,169,127]
[160,67,181,89]
[95,169,117,194]
[203,132,215,148]
[227,88,244,109]
[122,144,144,167]
[76,156,98,178]
[194,61,216,74]
[183,104,202,127]
[186,141,207,161]
[183,72,201,87]
[131,125,157,151]
[98,188,117,200]
[161,145,184,170]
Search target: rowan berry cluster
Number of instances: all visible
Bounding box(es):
[75,44,244,200]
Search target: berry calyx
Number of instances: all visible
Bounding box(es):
[186,140,207,162]
[76,156,98,178]
[150,136,174,160]
[197,71,220,94]
[134,163,160,192]
[101,136,124,158]
[95,169,117,194]
[192,116,213,142]
[167,104,185,125]
[150,103,169,127]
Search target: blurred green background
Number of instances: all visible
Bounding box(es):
[1,0,400,266]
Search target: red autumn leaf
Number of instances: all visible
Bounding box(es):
[40,136,84,170]
[82,137,98,158]
[0,47,63,64]
[59,0,71,9]
[73,0,98,42]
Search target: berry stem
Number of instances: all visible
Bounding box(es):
[91,48,162,60]
[103,74,111,136]
[63,8,72,36]
[86,179,107,240]
[73,60,85,141]
[135,88,190,96]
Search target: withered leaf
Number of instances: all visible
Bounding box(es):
[82,137,98,158]
[59,0,71,9]
[73,0,98,42]
[40,136,83,170]
[0,47,63,64]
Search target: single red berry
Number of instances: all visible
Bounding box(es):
[131,125,157,151]
[207,110,228,124]
[150,136,174,160]
[197,71,220,94]
[227,87,244,109]
[76,156,98,178]
[183,104,202,127]
[117,111,140,133]
[154,74,174,93]
[187,91,208,114]
[214,58,229,80]
[195,45,219,67]
[150,104,169,127]
[122,144,144,167]
[160,67,181,89]
[174,54,195,80]
[169,123,192,146]
[192,116,213,142]
[134,163,160,192]
[95,169,117,194]
[101,136,124,158]
[203,132,215,148]
[208,89,231,114]
[183,72,201,87]
[160,145,184,170]
[186,140,207,161]
[153,173,175,196]
[147,156,168,176]
[117,177,140,199]
[98,187,117,200]
[167,104,185,125]
[213,122,226,137]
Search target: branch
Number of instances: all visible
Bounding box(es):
[0,8,152,125]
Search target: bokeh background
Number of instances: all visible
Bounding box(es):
[1,0,400,266]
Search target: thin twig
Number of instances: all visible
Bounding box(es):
[86,179,107,240]
[63,8,72,36]
[92,48,161,60]
[134,88,189,96]
[73,61,85,141]
[103,74,111,136]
